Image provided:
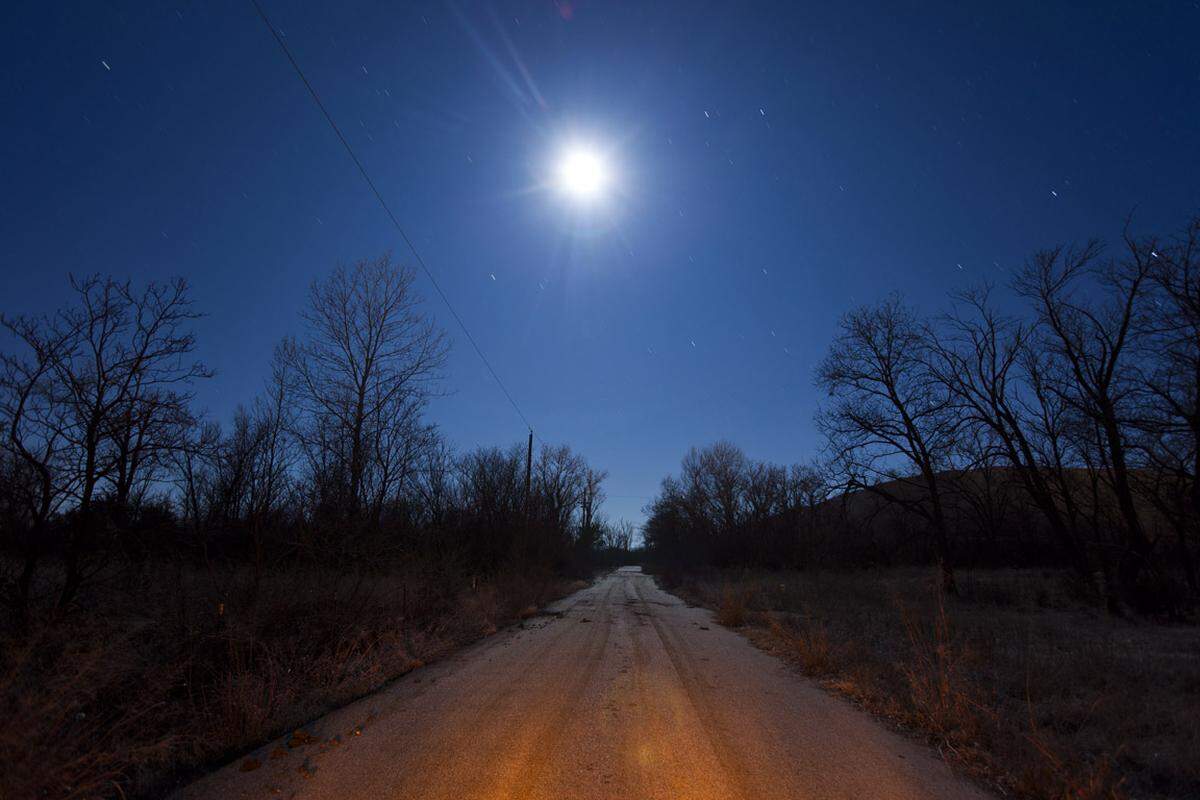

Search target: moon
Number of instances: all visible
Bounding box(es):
[555,146,610,201]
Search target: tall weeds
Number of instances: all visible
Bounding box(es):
[896,588,983,748]
[670,568,1200,800]
[0,562,575,799]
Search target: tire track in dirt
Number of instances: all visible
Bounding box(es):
[396,579,615,799]
[490,579,617,799]
[631,575,755,799]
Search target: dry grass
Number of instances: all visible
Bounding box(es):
[0,562,578,799]
[667,568,1200,800]
[716,584,751,627]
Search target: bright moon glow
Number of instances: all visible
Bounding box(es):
[556,147,609,200]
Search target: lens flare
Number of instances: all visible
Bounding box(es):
[556,146,609,200]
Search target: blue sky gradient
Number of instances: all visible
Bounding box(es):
[3,1,1198,525]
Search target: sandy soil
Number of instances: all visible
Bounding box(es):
[175,566,990,800]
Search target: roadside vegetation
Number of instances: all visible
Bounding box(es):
[644,214,1200,799]
[662,568,1200,800]
[0,256,625,799]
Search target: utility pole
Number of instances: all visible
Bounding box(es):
[523,428,533,519]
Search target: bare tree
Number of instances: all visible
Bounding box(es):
[929,286,1096,584]
[192,368,297,588]
[409,437,458,532]
[785,463,830,565]
[578,466,608,549]
[534,443,587,537]
[742,459,787,563]
[459,445,524,524]
[1014,240,1156,604]
[169,420,220,538]
[1129,216,1200,597]
[817,296,960,593]
[743,460,786,529]
[0,313,80,618]
[602,519,636,551]
[946,427,1018,557]
[686,441,748,542]
[644,450,836,568]
[246,359,296,533]
[456,443,526,566]
[5,276,209,610]
[281,254,447,527]
[642,474,692,563]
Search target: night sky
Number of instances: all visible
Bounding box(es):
[3,1,1198,527]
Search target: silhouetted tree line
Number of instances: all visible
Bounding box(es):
[643,443,829,569]
[646,215,1200,613]
[0,255,610,627]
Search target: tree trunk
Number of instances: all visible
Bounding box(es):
[924,470,957,595]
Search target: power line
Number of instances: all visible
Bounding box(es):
[248,0,535,435]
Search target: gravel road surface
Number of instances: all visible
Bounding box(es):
[177,566,989,800]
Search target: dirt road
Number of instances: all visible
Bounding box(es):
[177,567,989,800]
